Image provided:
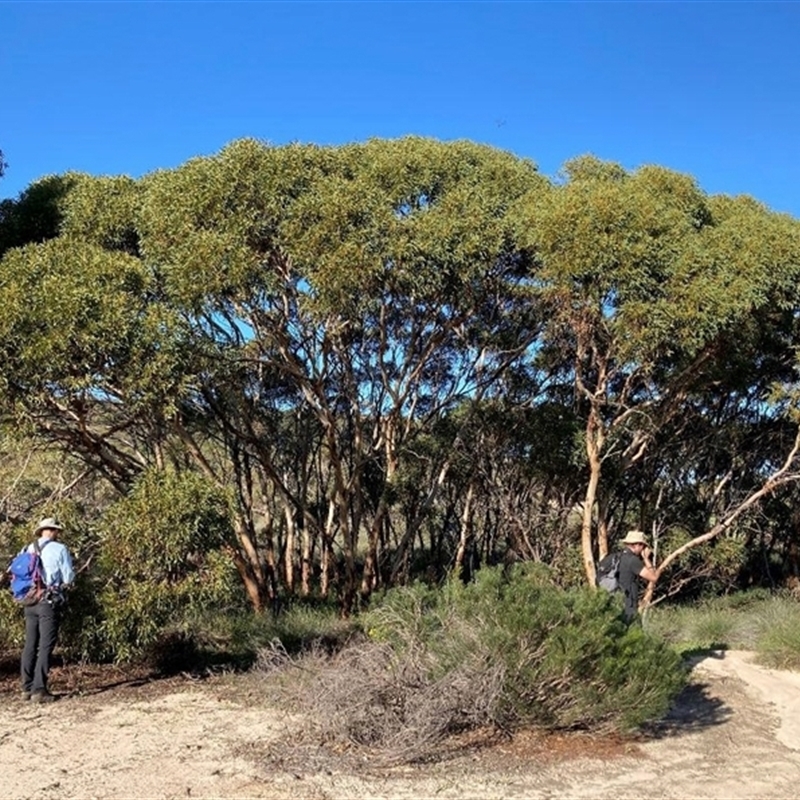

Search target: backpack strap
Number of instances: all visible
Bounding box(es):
[31,539,50,583]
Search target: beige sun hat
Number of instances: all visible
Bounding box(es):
[34,517,64,534]
[622,529,647,545]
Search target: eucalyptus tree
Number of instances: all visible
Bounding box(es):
[136,137,546,611]
[515,157,800,588]
[0,138,546,611]
[9,139,796,613]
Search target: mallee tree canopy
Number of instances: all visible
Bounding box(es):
[2,136,800,613]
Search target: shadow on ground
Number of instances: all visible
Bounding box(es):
[641,679,732,739]
[0,652,171,700]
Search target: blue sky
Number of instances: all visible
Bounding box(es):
[2,2,799,216]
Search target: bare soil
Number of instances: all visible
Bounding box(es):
[1,650,799,799]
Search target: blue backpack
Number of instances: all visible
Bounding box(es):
[7,541,49,606]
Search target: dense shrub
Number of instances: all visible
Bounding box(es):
[94,469,242,662]
[376,564,684,730]
[290,563,686,762]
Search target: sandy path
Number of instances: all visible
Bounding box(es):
[694,649,800,750]
[0,650,798,799]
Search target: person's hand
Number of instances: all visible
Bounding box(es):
[642,546,653,561]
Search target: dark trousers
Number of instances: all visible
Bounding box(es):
[21,601,61,694]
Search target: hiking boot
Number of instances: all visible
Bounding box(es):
[30,691,57,704]
[21,690,31,701]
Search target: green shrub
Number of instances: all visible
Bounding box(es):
[0,590,24,653]
[94,469,242,663]
[364,563,685,735]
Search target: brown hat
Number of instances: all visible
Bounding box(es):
[622,530,647,545]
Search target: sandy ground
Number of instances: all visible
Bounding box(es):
[1,650,799,800]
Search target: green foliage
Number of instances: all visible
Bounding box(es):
[547,542,586,589]
[0,591,24,653]
[753,596,800,670]
[0,236,189,409]
[0,175,74,258]
[646,591,800,664]
[95,469,241,662]
[366,563,685,733]
[60,173,141,255]
[3,137,800,620]
[657,529,749,599]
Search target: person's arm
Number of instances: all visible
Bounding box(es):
[639,547,657,583]
[56,547,75,587]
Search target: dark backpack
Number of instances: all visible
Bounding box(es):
[7,541,48,606]
[595,551,622,592]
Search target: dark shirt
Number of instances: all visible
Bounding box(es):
[617,548,645,621]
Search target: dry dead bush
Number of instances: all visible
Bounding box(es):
[258,634,505,766]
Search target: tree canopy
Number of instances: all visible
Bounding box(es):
[2,137,800,614]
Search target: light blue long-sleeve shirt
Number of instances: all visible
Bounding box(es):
[28,537,75,588]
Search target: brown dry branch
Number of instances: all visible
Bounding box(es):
[261,636,506,767]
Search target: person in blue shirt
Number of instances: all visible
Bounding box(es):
[20,517,75,703]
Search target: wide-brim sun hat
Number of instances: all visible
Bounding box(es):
[622,530,647,545]
[34,517,64,534]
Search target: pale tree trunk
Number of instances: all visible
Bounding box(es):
[301,521,312,597]
[320,498,336,599]
[597,495,611,560]
[580,407,604,585]
[283,500,295,594]
[574,331,609,587]
[360,416,400,597]
[316,409,355,614]
[454,480,476,576]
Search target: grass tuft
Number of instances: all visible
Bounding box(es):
[647,591,800,668]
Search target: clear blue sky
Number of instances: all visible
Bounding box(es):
[3,2,799,216]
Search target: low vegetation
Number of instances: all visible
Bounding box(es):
[646,590,800,671]
[252,565,686,764]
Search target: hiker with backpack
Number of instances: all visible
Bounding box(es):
[596,529,658,622]
[15,517,75,703]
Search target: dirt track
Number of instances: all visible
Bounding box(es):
[0,650,798,799]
